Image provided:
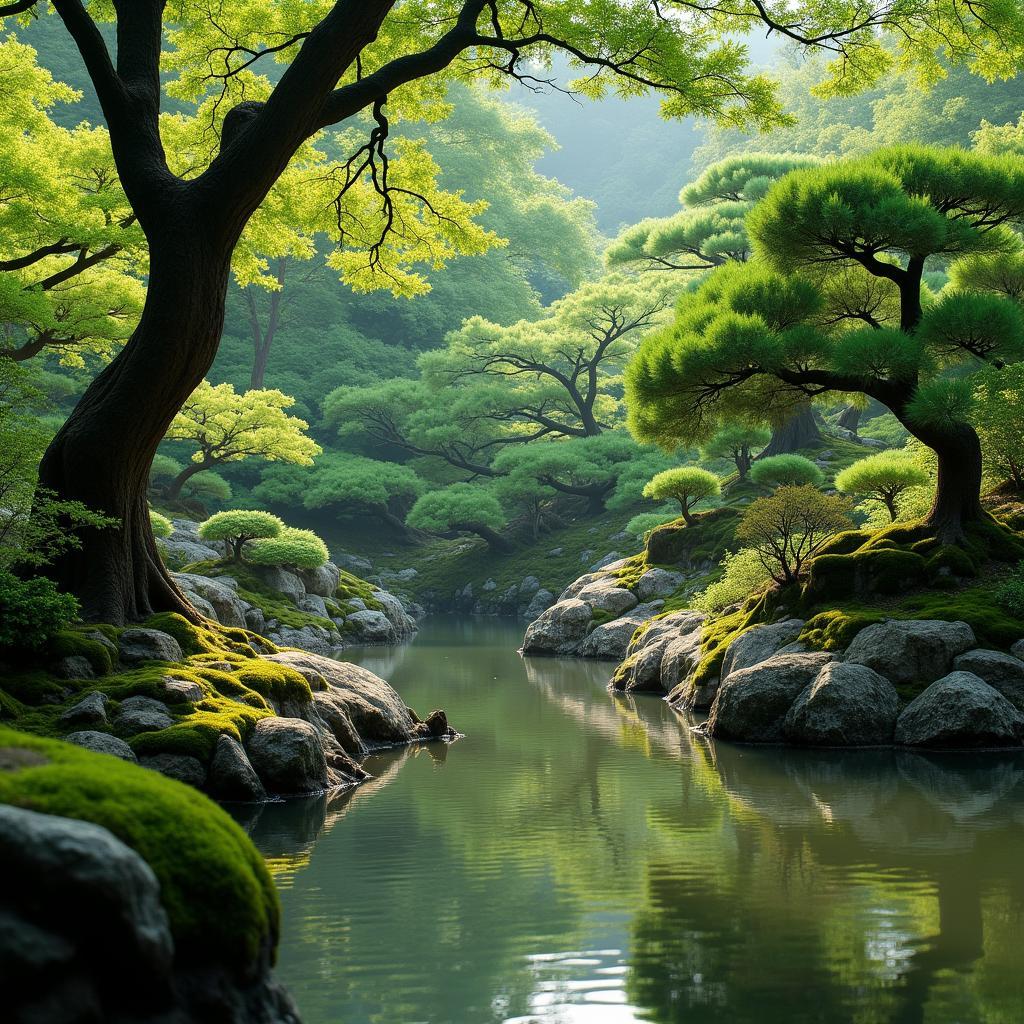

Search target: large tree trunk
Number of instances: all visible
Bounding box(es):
[921,422,984,543]
[38,232,232,623]
[465,523,514,552]
[760,404,821,457]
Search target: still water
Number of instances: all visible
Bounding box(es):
[243,617,1024,1024]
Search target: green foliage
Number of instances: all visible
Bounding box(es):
[642,467,720,522]
[737,485,853,585]
[407,484,505,534]
[198,509,282,561]
[974,363,1024,489]
[834,451,930,521]
[994,561,1024,617]
[626,512,679,540]
[858,413,908,446]
[700,423,770,478]
[691,547,773,613]
[247,526,329,570]
[149,510,174,539]
[0,570,78,651]
[749,455,823,490]
[0,727,278,969]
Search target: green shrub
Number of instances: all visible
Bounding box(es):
[641,467,720,525]
[692,547,773,612]
[835,451,930,522]
[749,454,823,490]
[0,571,78,651]
[198,509,283,561]
[247,526,329,570]
[995,561,1024,616]
[626,511,679,540]
[150,509,174,538]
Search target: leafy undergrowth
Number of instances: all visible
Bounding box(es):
[0,726,278,970]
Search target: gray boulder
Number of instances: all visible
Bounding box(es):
[721,619,805,681]
[577,616,643,661]
[64,731,137,762]
[207,735,266,802]
[139,753,207,788]
[51,655,96,680]
[245,717,331,795]
[268,624,339,656]
[952,649,1024,709]
[244,606,267,634]
[264,650,420,745]
[255,565,306,604]
[558,571,607,602]
[171,573,248,627]
[522,598,593,655]
[118,628,183,665]
[521,588,555,621]
[895,671,1024,749]
[113,695,173,734]
[161,677,204,704]
[575,579,638,616]
[298,561,341,598]
[1011,638,1024,662]
[589,552,624,572]
[708,652,834,742]
[663,631,711,708]
[346,609,398,644]
[370,589,417,638]
[297,594,330,618]
[635,568,686,601]
[783,662,900,746]
[59,691,108,728]
[845,619,976,686]
[335,552,372,573]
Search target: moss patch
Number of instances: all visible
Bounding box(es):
[0,727,278,970]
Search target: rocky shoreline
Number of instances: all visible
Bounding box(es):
[523,558,1024,751]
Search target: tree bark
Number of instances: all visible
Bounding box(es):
[759,403,821,457]
[38,229,232,623]
[919,422,984,543]
[463,522,513,552]
[164,459,212,502]
[246,258,287,390]
[735,445,752,480]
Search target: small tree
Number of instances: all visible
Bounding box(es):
[642,468,721,526]
[198,510,283,562]
[737,486,853,585]
[700,423,771,480]
[407,484,511,552]
[163,381,320,501]
[835,452,930,521]
[248,527,329,571]
[749,455,824,491]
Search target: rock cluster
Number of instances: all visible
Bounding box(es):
[616,611,1024,750]
[522,559,688,661]
[0,804,301,1024]
[63,635,455,801]
[163,537,417,656]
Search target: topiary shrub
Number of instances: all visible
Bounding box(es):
[198,509,283,562]
[0,571,79,652]
[749,454,823,490]
[246,526,329,570]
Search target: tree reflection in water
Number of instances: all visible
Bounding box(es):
[242,618,1024,1024]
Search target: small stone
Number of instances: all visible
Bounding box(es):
[298,594,329,618]
[117,628,183,665]
[139,753,207,788]
[113,695,173,735]
[207,735,266,802]
[51,656,96,681]
[64,731,137,762]
[161,677,204,704]
[58,691,108,728]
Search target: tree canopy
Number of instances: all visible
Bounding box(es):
[627,145,1024,541]
[642,467,720,525]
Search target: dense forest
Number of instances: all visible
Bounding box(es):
[5,4,1024,1024]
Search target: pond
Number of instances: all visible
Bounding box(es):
[242,617,1024,1024]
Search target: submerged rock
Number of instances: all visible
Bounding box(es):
[246,718,331,796]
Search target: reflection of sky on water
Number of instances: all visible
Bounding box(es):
[243,617,1024,1024]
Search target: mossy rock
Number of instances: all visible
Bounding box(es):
[815,529,875,557]
[46,628,115,675]
[805,548,928,602]
[799,610,884,652]
[925,545,978,583]
[644,507,739,568]
[901,586,1024,649]
[0,727,278,970]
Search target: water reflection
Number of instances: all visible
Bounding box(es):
[246,618,1024,1024]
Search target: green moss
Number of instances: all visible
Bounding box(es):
[0,727,278,970]
[129,695,270,762]
[805,548,928,601]
[815,529,875,557]
[335,570,384,611]
[901,586,1024,648]
[46,628,114,675]
[925,545,978,581]
[644,507,739,567]
[799,609,884,651]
